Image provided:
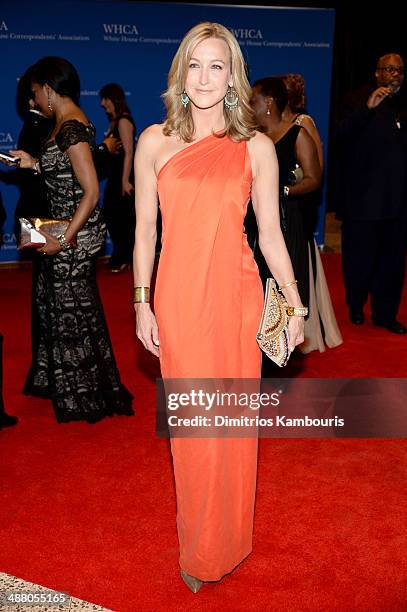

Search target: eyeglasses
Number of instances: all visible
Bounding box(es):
[377,66,404,74]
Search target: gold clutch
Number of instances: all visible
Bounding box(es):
[256,278,290,367]
[19,217,71,249]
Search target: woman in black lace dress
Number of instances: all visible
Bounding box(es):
[11,56,134,423]
[99,83,136,272]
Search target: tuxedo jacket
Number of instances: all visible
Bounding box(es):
[335,84,407,221]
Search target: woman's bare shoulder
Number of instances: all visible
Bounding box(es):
[138,123,166,147]
[135,125,168,165]
[296,114,317,129]
[247,131,276,156]
[246,132,277,179]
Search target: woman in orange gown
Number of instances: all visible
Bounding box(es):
[133,22,306,592]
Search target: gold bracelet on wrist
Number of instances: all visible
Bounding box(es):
[286,306,308,317]
[279,279,297,290]
[133,287,150,303]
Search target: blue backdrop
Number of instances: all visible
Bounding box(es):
[0,1,335,262]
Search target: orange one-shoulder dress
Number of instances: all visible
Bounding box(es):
[155,134,264,581]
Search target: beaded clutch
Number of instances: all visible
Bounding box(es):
[256,278,291,367]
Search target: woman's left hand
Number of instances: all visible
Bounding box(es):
[287,315,305,352]
[36,231,62,256]
[122,180,134,197]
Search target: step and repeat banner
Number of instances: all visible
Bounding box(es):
[0,1,335,262]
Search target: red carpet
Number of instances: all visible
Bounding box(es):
[0,254,406,611]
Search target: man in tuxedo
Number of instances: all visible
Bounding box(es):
[336,53,407,334]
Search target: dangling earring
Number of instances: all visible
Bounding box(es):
[224,86,239,112]
[47,91,53,112]
[181,91,190,108]
[266,106,271,116]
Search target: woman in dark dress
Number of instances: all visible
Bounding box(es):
[282,73,343,353]
[250,77,321,309]
[99,83,136,272]
[10,57,134,423]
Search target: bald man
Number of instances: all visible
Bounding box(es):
[336,53,407,334]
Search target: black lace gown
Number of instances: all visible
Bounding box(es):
[23,120,134,423]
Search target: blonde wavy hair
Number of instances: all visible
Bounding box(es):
[162,22,257,142]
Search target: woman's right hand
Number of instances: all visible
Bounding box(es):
[134,303,160,357]
[8,150,36,169]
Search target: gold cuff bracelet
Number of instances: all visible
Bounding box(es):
[133,287,150,303]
